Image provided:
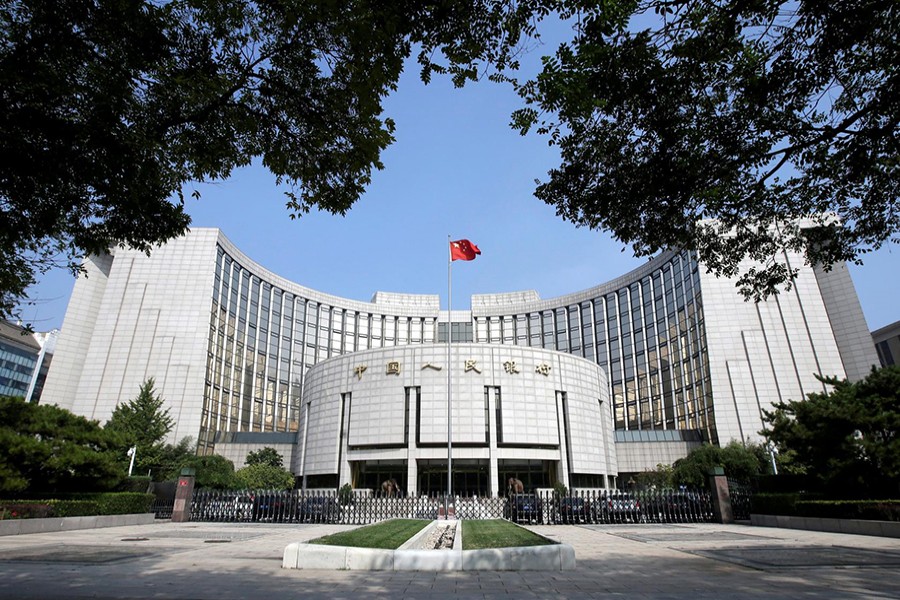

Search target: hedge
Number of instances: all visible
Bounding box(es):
[796,500,900,522]
[117,476,152,493]
[0,492,154,519]
[751,492,802,516]
[751,493,900,521]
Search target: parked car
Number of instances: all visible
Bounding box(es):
[298,495,337,523]
[666,491,711,522]
[253,492,290,522]
[557,496,592,523]
[507,494,543,524]
[596,492,642,523]
[639,489,711,523]
[233,494,255,522]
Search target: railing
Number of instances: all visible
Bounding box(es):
[150,497,174,519]
[149,481,176,519]
[506,489,714,525]
[184,488,715,525]
[727,477,753,521]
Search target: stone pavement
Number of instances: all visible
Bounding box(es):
[0,520,898,599]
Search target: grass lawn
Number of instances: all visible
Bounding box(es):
[308,519,429,549]
[462,519,556,550]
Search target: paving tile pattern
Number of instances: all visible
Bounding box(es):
[0,522,898,599]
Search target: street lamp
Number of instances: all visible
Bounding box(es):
[126,446,137,477]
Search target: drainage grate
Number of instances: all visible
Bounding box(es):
[0,546,160,564]
[689,546,900,569]
[614,531,771,543]
[141,530,263,541]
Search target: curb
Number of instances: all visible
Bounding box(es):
[0,513,156,536]
[751,513,900,539]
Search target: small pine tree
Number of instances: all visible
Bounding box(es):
[105,378,175,477]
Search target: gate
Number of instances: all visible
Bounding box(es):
[727,478,753,521]
[184,488,715,525]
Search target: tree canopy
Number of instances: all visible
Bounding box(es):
[512,0,899,299]
[178,454,241,490]
[3,1,897,316]
[761,366,900,497]
[670,441,769,488]
[235,463,294,490]
[0,396,121,493]
[245,447,284,469]
[0,0,534,319]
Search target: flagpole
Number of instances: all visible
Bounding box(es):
[447,235,453,501]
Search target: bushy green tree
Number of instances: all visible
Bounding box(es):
[5,2,897,321]
[245,447,283,469]
[0,396,121,493]
[634,463,675,490]
[512,0,900,300]
[235,463,294,491]
[152,436,196,482]
[105,379,182,479]
[762,366,900,497]
[178,454,241,490]
[0,0,537,320]
[672,441,769,489]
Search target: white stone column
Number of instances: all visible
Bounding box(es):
[487,387,499,496]
[407,387,418,495]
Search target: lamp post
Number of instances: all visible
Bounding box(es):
[127,446,137,477]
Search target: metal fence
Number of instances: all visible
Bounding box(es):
[150,497,174,519]
[149,481,176,519]
[727,478,753,521]
[183,488,716,525]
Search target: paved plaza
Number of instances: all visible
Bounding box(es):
[0,521,898,599]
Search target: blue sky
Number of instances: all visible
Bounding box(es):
[18,31,900,333]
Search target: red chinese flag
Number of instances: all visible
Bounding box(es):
[450,239,481,261]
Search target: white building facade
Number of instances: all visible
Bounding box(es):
[40,228,879,492]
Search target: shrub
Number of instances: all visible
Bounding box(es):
[0,502,53,519]
[0,493,154,519]
[48,500,100,517]
[750,492,802,516]
[755,474,819,494]
[796,500,900,522]
[91,492,155,515]
[117,476,152,493]
[338,483,353,506]
[750,494,900,522]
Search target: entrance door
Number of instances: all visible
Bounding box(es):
[351,461,407,495]
[417,459,488,496]
[498,459,552,494]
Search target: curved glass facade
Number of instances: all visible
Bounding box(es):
[201,246,441,449]
[202,243,714,450]
[472,252,715,443]
[43,225,875,476]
